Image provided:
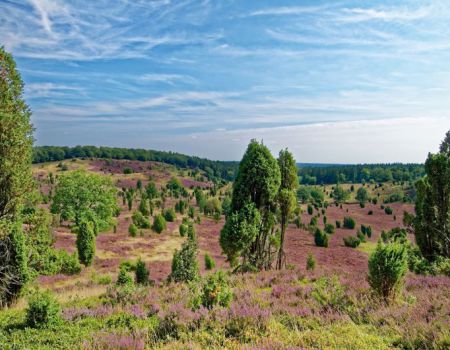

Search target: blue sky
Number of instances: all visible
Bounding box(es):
[2,0,450,162]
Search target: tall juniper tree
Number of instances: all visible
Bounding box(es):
[276,149,298,269]
[221,140,281,270]
[0,47,33,306]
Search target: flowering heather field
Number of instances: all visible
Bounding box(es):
[0,159,445,349]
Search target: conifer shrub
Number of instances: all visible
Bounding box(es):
[314,228,328,247]
[204,253,216,270]
[306,253,316,270]
[368,242,408,301]
[385,206,393,215]
[307,204,313,215]
[164,208,176,222]
[26,290,61,329]
[343,236,360,248]
[169,237,199,283]
[324,223,335,234]
[135,259,150,285]
[343,216,356,229]
[76,219,95,266]
[152,214,167,233]
[132,211,150,229]
[128,223,138,237]
[179,223,188,237]
[335,220,341,228]
[116,266,134,286]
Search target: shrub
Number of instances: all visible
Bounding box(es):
[187,223,196,241]
[76,219,95,266]
[368,242,408,301]
[322,215,327,224]
[357,230,366,243]
[169,238,199,283]
[199,270,232,309]
[335,220,341,228]
[132,211,151,229]
[116,266,133,286]
[368,210,373,215]
[309,216,318,226]
[59,250,82,275]
[164,208,176,222]
[306,253,316,270]
[324,223,335,234]
[128,223,138,237]
[307,204,313,215]
[123,167,133,174]
[385,206,393,215]
[26,291,61,329]
[314,228,328,247]
[152,214,167,233]
[343,216,356,229]
[343,236,360,248]
[135,259,150,285]
[179,224,188,237]
[204,253,216,270]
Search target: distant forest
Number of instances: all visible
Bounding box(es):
[33,146,424,184]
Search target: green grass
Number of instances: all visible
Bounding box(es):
[357,241,378,255]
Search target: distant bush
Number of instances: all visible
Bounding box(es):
[368,210,373,215]
[135,259,150,285]
[357,230,366,243]
[307,204,313,215]
[128,223,138,237]
[343,216,356,229]
[26,291,61,329]
[309,216,318,226]
[361,224,372,238]
[132,211,151,229]
[306,253,316,270]
[343,236,360,248]
[116,266,134,286]
[368,242,408,301]
[324,223,335,234]
[335,220,341,228]
[164,208,176,222]
[204,253,216,270]
[179,224,188,237]
[59,250,82,275]
[123,167,133,174]
[152,214,167,233]
[384,206,393,215]
[314,228,328,247]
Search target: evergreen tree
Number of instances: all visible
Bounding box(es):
[76,219,95,266]
[276,149,298,269]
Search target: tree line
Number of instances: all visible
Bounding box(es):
[298,163,425,185]
[33,145,239,182]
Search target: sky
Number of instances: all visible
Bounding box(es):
[1,0,450,163]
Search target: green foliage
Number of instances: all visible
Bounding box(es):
[0,47,34,221]
[357,230,366,243]
[138,198,149,216]
[199,270,232,309]
[384,206,393,215]
[343,236,360,248]
[381,227,407,244]
[169,237,199,283]
[204,253,216,270]
[306,253,316,270]
[307,204,314,215]
[361,225,372,238]
[204,197,222,216]
[179,224,188,237]
[314,228,328,248]
[152,214,167,233]
[187,223,196,241]
[324,223,335,234]
[368,242,408,301]
[343,216,356,229]
[332,185,350,204]
[164,208,176,222]
[116,266,134,286]
[412,149,450,260]
[76,219,95,266]
[51,170,118,231]
[26,290,61,329]
[128,223,138,237]
[356,187,369,206]
[132,211,150,229]
[335,220,341,228]
[0,221,29,306]
[220,203,261,267]
[135,259,150,285]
